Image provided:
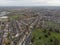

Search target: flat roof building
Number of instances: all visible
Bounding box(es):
[0,16,8,21]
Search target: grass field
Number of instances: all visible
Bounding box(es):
[31,28,60,45]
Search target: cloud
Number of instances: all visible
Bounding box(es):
[0,0,60,6]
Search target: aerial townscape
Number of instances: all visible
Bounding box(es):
[0,6,60,45]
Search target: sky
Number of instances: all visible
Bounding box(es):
[0,0,60,6]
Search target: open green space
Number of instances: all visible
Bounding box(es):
[31,28,60,45]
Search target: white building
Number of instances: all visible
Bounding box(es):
[0,16,8,21]
[0,16,8,30]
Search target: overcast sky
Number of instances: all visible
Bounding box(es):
[0,0,60,6]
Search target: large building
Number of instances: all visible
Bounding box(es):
[0,16,8,30]
[0,16,8,21]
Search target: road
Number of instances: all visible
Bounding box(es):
[0,16,40,45]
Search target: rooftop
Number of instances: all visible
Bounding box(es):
[0,16,8,18]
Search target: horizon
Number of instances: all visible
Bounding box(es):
[1,5,60,7]
[0,0,60,6]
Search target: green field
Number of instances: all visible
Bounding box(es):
[31,28,60,45]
